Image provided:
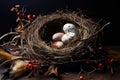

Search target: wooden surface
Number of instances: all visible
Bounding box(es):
[17,72,120,80]
[0,69,120,80]
[0,46,120,80]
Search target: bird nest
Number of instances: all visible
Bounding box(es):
[16,11,103,64]
[1,11,106,65]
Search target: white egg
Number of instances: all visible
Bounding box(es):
[61,32,76,43]
[52,41,64,49]
[63,23,76,33]
[61,33,70,42]
[52,32,64,41]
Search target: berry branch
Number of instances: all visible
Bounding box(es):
[10,5,37,33]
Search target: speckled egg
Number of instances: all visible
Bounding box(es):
[63,23,76,33]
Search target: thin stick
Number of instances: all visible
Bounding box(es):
[80,22,110,41]
[0,32,18,40]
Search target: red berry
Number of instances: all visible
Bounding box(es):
[110,59,113,62]
[17,12,21,16]
[107,58,113,63]
[27,14,31,20]
[98,63,104,69]
[26,63,32,69]
[80,76,84,80]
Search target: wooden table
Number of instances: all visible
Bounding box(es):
[0,46,120,80]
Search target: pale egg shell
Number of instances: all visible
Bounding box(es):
[63,23,76,33]
[52,32,64,41]
[52,41,64,49]
[61,32,76,43]
[61,33,71,42]
[68,32,76,38]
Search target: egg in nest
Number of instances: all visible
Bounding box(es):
[52,32,64,41]
[51,41,64,49]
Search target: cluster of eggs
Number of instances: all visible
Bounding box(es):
[51,23,77,49]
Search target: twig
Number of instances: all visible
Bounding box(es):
[0,32,18,41]
[80,22,110,41]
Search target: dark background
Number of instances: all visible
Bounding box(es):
[0,0,119,45]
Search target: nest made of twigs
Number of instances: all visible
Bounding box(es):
[18,11,103,64]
